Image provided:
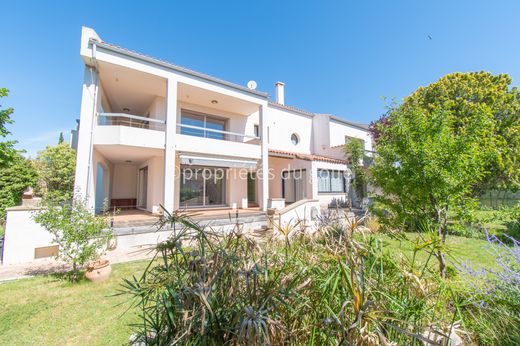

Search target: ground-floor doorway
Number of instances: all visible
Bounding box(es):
[282,169,307,203]
[137,166,148,210]
[179,166,227,208]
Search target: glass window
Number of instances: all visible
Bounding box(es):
[254,124,259,137]
[330,171,344,192]
[205,118,226,140]
[317,170,330,193]
[181,113,205,137]
[291,133,299,145]
[180,111,227,140]
[180,166,226,207]
[317,169,345,193]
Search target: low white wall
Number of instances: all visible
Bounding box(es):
[2,207,55,265]
[269,199,321,232]
[175,134,261,159]
[93,126,166,149]
[2,206,267,266]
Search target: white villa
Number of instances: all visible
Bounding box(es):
[1,26,373,266]
[74,27,372,217]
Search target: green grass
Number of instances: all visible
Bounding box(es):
[373,232,497,270]
[0,234,499,345]
[0,260,147,346]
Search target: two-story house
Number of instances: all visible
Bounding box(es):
[74,27,372,217]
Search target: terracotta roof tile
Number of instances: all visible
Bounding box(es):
[269,149,347,164]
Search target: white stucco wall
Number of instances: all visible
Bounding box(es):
[111,163,138,199]
[328,119,372,152]
[227,168,248,208]
[146,96,166,121]
[266,106,313,154]
[139,156,164,214]
[2,208,55,265]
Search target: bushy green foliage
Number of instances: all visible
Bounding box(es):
[0,152,38,221]
[344,138,366,201]
[35,143,76,203]
[0,88,17,168]
[369,72,520,276]
[121,212,484,345]
[33,198,112,280]
[459,232,520,345]
[401,72,520,192]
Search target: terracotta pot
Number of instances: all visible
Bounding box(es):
[85,259,112,282]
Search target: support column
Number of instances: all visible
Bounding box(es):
[73,66,98,210]
[163,78,178,213]
[259,104,269,211]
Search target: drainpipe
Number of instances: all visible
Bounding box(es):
[85,42,99,207]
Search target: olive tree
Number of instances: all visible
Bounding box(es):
[33,198,112,281]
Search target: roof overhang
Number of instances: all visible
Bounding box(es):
[90,39,269,100]
[179,154,258,169]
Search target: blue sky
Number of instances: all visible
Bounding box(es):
[1,0,520,157]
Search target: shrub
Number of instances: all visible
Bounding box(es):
[33,198,112,281]
[459,231,520,345]
[35,142,76,203]
[121,211,469,345]
[0,152,37,221]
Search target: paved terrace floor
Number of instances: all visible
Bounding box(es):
[110,207,264,228]
[0,245,156,282]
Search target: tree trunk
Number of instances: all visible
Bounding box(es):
[437,250,447,278]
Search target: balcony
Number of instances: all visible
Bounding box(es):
[175,123,261,159]
[94,113,166,149]
[98,113,165,131]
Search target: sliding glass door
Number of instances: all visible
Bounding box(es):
[180,111,226,140]
[180,166,226,207]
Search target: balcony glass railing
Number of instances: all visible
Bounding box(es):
[97,113,166,131]
[177,123,259,143]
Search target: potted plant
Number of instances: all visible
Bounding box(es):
[33,197,113,282]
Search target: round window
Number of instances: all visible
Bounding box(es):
[291,133,299,145]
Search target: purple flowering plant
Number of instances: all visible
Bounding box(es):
[461,229,520,310]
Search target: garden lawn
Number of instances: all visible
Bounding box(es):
[0,260,147,346]
[374,232,498,270]
[0,234,499,345]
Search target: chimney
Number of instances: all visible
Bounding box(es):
[275,82,285,105]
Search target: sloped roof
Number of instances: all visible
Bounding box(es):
[269,149,347,164]
[92,39,268,98]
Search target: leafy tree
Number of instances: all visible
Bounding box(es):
[371,72,520,277]
[58,132,64,144]
[33,198,112,281]
[0,152,38,221]
[344,138,367,203]
[371,96,497,277]
[35,142,76,203]
[0,88,17,168]
[400,72,520,193]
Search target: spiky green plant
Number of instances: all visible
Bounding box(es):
[120,209,513,345]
